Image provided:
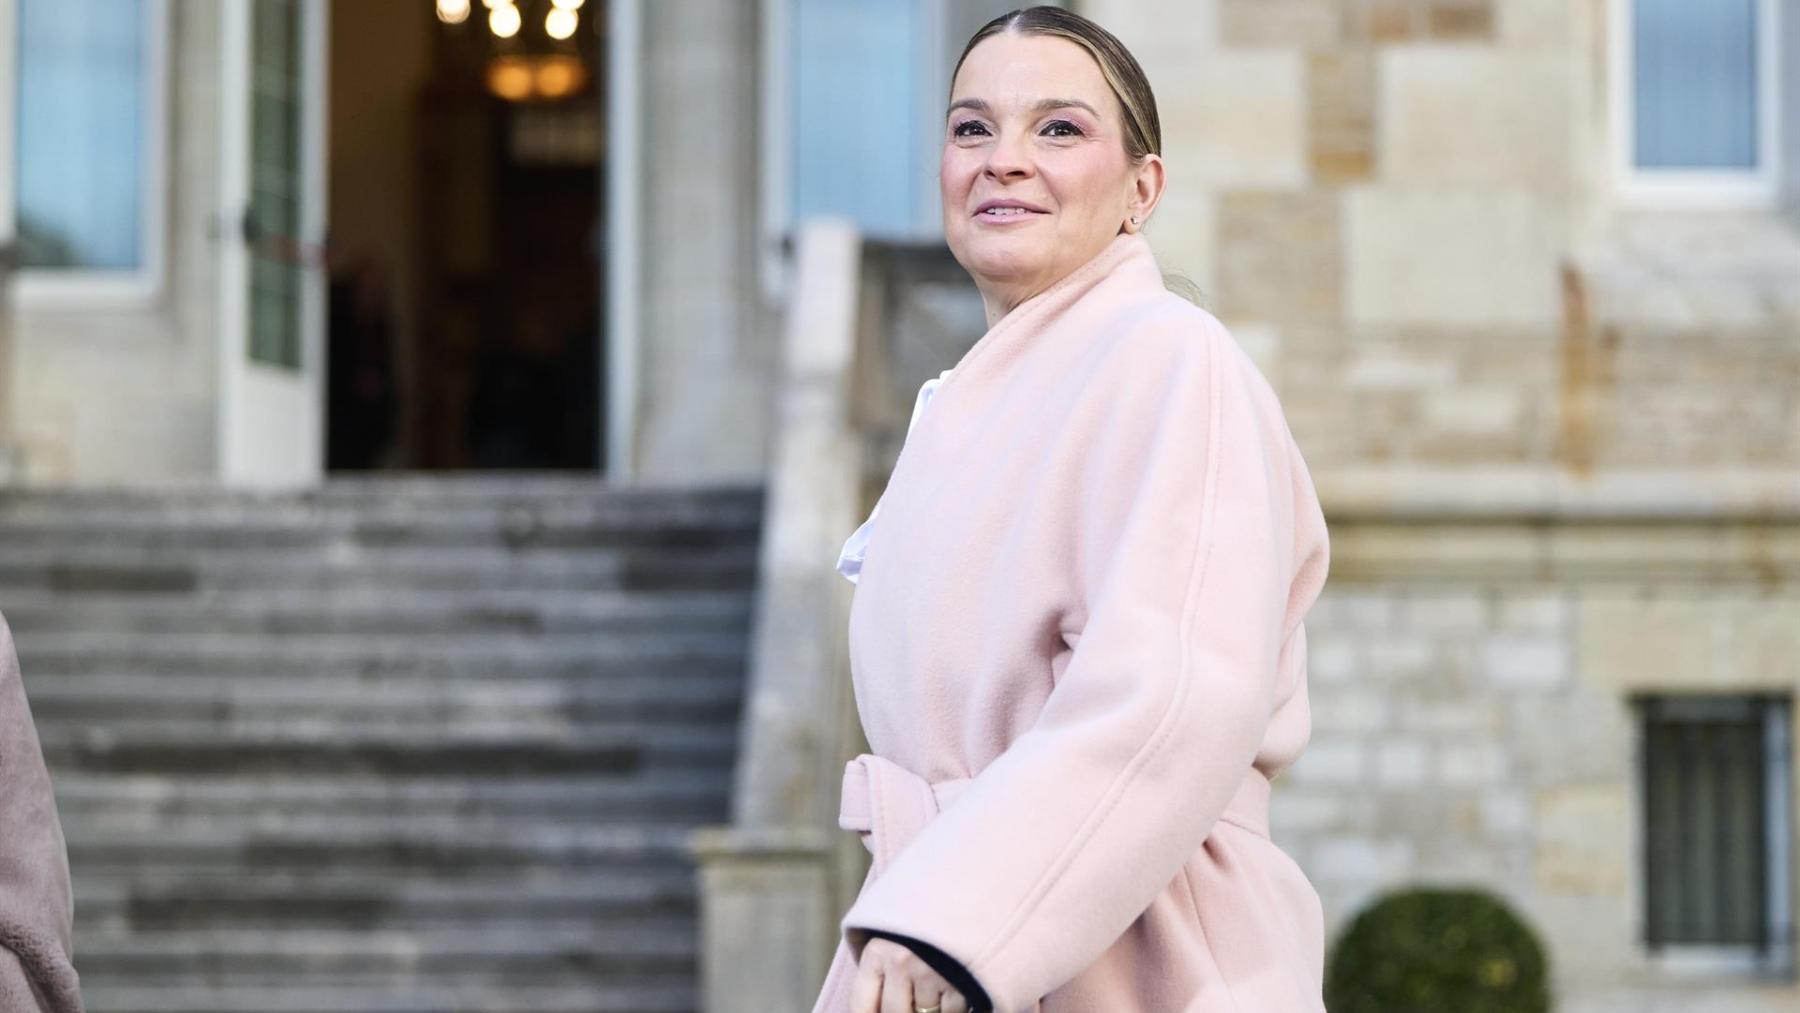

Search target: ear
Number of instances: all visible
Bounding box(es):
[1125,153,1165,231]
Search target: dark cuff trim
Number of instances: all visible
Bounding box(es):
[863,929,994,1012]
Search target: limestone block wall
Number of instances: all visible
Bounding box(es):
[1067,4,1800,1004]
[1081,0,1800,475]
[1283,520,1799,1011]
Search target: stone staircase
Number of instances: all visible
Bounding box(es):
[0,477,762,1013]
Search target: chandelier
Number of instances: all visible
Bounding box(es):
[434,0,591,101]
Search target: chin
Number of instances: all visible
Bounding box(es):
[954,232,1040,280]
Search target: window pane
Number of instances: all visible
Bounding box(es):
[1641,697,1775,948]
[14,0,146,270]
[1723,719,1768,944]
[1643,717,1681,940]
[248,0,303,369]
[791,0,923,238]
[1633,0,1759,169]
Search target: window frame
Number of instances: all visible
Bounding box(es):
[1629,692,1795,981]
[0,0,170,308]
[757,0,951,305]
[1610,0,1784,207]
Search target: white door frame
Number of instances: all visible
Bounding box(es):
[216,0,329,488]
[605,0,642,480]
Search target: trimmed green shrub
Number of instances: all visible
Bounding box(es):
[1324,885,1551,1013]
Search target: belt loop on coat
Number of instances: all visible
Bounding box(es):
[836,753,971,877]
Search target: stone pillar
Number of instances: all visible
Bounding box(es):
[690,827,838,1013]
[632,0,780,482]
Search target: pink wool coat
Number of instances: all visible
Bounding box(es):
[810,230,1332,1012]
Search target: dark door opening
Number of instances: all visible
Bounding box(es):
[325,0,607,472]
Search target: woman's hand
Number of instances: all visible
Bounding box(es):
[851,937,971,1013]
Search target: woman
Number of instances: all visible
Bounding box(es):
[814,7,1330,1013]
[0,613,84,1012]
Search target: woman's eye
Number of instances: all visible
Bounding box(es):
[950,120,1082,138]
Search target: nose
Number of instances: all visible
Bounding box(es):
[982,125,1034,180]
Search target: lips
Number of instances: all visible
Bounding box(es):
[974,199,1049,217]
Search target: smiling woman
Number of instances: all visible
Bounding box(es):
[809,6,1333,1013]
[935,18,1164,331]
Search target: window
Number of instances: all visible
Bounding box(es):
[1633,693,1793,977]
[760,0,946,307]
[247,0,303,367]
[1613,0,1783,204]
[788,0,931,242]
[0,0,168,304]
[758,0,1050,300]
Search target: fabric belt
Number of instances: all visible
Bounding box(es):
[836,752,1273,878]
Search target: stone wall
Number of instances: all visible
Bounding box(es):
[1283,519,1799,1010]
[1082,0,1800,475]
[1074,2,1800,1008]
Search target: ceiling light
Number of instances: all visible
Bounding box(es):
[545,7,578,40]
[488,1,521,38]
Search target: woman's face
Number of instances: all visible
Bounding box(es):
[940,31,1163,326]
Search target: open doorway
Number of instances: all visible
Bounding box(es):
[326,0,605,471]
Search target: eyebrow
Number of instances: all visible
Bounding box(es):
[946,97,1101,120]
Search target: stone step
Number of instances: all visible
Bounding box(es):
[75,868,697,933]
[77,983,694,1013]
[66,821,702,874]
[0,587,753,637]
[39,721,737,776]
[71,923,696,983]
[25,670,744,725]
[0,513,758,552]
[0,477,758,519]
[0,483,761,538]
[5,478,759,1005]
[50,771,733,824]
[0,473,758,515]
[14,630,748,679]
[0,543,759,595]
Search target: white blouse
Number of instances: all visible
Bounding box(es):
[836,368,956,585]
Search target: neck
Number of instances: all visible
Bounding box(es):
[976,283,1037,330]
[972,232,1147,330]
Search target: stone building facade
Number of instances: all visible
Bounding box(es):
[0,0,1795,1008]
[1069,1,1800,1008]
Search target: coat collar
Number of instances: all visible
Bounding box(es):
[903,230,1168,477]
[952,230,1164,379]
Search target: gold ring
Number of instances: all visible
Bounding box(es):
[914,1006,941,1013]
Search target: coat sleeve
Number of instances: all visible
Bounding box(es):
[0,612,85,1013]
[839,309,1318,1012]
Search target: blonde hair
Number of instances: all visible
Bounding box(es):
[950,6,1161,168]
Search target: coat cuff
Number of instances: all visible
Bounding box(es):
[862,930,994,1011]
